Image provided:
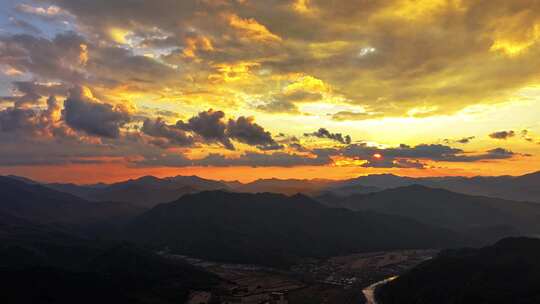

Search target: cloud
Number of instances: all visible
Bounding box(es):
[63,86,131,138]
[1,81,68,107]
[134,151,331,168]
[456,136,476,144]
[224,13,282,43]
[8,17,42,34]
[140,110,280,150]
[227,116,279,148]
[15,4,68,19]
[256,99,299,114]
[304,128,351,144]
[361,158,426,169]
[331,111,376,121]
[256,76,329,114]
[177,109,233,150]
[0,33,88,83]
[489,130,516,140]
[339,143,520,163]
[0,107,38,133]
[14,0,540,120]
[0,95,64,137]
[443,136,475,144]
[141,118,194,147]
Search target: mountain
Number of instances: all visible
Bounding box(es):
[318,185,540,242]
[376,237,540,304]
[47,175,229,208]
[327,171,540,202]
[228,178,343,195]
[123,190,468,267]
[0,223,219,304]
[0,176,143,225]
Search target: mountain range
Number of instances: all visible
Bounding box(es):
[2,172,540,302]
[121,190,467,267]
[317,185,540,243]
[328,171,540,202]
[0,176,142,225]
[47,175,228,208]
[25,170,540,207]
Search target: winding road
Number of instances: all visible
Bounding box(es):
[361,276,398,304]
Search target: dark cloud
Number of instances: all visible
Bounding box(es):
[0,107,37,133]
[456,136,476,144]
[141,110,280,150]
[489,130,516,140]
[443,136,475,144]
[338,143,520,163]
[134,151,331,168]
[227,116,279,149]
[177,109,233,150]
[0,95,64,137]
[141,118,194,147]
[155,109,180,118]
[304,128,351,144]
[288,142,308,152]
[0,33,87,83]
[361,158,426,169]
[257,143,285,151]
[519,129,534,142]
[1,81,69,107]
[63,86,131,138]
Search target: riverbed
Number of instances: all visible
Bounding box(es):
[361,276,398,304]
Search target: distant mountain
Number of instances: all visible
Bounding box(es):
[327,171,540,202]
[123,190,468,267]
[376,237,540,304]
[0,176,143,225]
[228,178,343,195]
[318,185,540,243]
[5,175,40,184]
[47,175,229,208]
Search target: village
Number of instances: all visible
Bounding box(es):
[166,249,437,304]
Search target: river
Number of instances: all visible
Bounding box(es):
[361,276,398,304]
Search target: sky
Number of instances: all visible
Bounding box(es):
[0,0,540,183]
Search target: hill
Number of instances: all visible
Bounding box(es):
[123,191,468,267]
[376,237,540,304]
[318,185,540,242]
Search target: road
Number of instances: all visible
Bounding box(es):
[361,276,398,304]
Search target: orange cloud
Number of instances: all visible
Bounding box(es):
[225,13,282,43]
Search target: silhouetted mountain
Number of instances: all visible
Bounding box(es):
[318,185,540,242]
[47,175,229,208]
[5,175,40,184]
[228,178,343,195]
[0,227,219,304]
[327,171,540,202]
[123,191,468,267]
[0,176,143,225]
[376,237,540,304]
[0,201,219,303]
